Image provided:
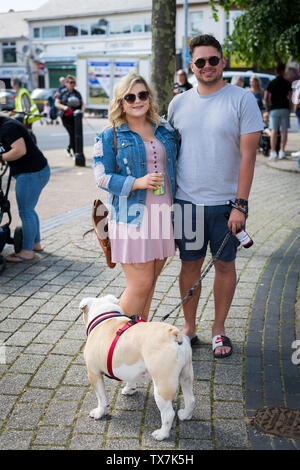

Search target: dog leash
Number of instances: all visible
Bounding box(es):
[160,230,233,322]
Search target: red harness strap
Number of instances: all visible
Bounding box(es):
[107,316,145,381]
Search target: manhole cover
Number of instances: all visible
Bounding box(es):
[251,406,300,440]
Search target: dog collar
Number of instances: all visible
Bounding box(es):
[86,311,126,336]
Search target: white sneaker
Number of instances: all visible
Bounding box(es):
[269,151,278,161]
[278,151,285,159]
[291,150,300,157]
[65,148,73,158]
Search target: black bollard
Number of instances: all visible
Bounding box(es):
[74,109,85,167]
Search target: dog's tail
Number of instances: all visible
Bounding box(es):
[168,325,183,345]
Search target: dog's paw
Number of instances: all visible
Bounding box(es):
[152,429,169,441]
[122,383,137,396]
[178,408,193,421]
[89,407,107,420]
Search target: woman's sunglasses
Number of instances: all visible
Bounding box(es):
[194,56,221,69]
[123,90,149,104]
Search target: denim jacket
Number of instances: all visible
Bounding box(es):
[93,120,178,226]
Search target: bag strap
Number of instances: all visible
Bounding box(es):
[111,127,118,210]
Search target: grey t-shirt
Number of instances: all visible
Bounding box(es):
[168,83,263,205]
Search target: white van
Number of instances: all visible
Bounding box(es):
[189,71,275,90]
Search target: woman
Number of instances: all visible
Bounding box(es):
[93,74,178,320]
[55,75,84,157]
[0,113,50,262]
[250,75,264,110]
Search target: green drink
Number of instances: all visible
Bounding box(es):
[153,174,165,195]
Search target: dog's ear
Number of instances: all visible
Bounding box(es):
[79,298,94,324]
[104,294,120,305]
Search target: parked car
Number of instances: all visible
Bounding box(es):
[0,89,16,111]
[189,71,275,90]
[222,71,275,89]
[31,88,58,112]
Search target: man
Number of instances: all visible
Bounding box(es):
[265,63,292,161]
[173,70,193,94]
[168,34,263,358]
[10,76,40,128]
[55,75,84,157]
[58,76,66,93]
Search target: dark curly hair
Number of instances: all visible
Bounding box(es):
[189,34,223,58]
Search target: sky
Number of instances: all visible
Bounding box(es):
[0,0,47,13]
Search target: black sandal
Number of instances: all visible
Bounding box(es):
[212,334,233,358]
[191,335,201,348]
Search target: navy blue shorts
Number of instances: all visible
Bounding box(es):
[174,198,239,262]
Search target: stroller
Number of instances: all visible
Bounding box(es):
[0,159,23,274]
[259,128,281,156]
[259,112,281,157]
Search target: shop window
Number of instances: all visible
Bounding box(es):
[190,11,203,37]
[2,42,16,63]
[65,25,79,37]
[33,27,40,38]
[109,21,131,35]
[42,26,61,39]
[144,20,151,32]
[132,22,143,33]
[91,19,108,35]
[80,25,89,36]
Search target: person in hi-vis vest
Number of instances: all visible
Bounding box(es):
[10,76,40,127]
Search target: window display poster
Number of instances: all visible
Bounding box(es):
[88,61,110,105]
[113,61,137,86]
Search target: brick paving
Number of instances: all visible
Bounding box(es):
[0,129,299,450]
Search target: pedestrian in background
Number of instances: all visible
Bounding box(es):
[231,75,244,88]
[168,34,263,357]
[0,114,50,262]
[10,76,40,128]
[55,75,84,158]
[265,63,292,160]
[250,75,264,110]
[58,77,66,93]
[93,74,178,321]
[173,69,193,94]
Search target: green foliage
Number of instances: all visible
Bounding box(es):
[213,0,300,68]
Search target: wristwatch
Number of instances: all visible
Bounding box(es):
[234,198,248,209]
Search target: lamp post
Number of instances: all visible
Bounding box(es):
[183,0,189,72]
[74,109,86,167]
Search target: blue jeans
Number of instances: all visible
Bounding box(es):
[14,164,50,250]
[295,107,300,131]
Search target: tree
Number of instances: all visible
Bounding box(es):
[151,0,176,116]
[210,0,300,69]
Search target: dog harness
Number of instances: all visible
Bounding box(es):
[86,311,145,381]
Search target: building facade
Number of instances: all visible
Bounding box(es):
[0,10,32,89]
[0,1,240,91]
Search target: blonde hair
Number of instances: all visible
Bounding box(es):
[66,75,76,83]
[108,74,160,128]
[250,74,262,88]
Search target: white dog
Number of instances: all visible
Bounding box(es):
[80,294,195,441]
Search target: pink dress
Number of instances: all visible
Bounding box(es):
[109,138,175,264]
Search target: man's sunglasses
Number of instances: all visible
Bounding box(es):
[194,56,221,69]
[67,81,75,84]
[123,91,149,104]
